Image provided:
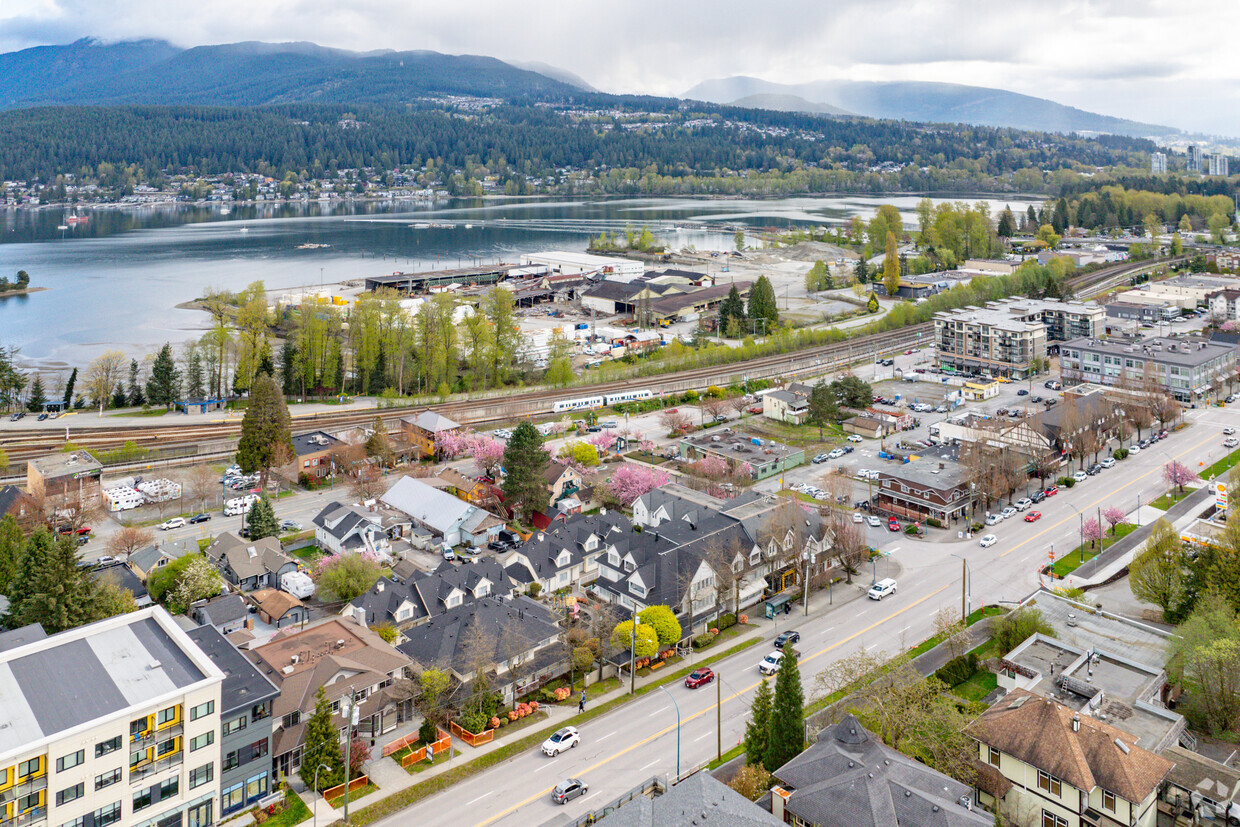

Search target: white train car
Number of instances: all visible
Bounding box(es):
[552,395,604,413]
[603,389,653,406]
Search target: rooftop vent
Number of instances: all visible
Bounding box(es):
[1115,739,1130,754]
[282,665,294,675]
[147,660,161,671]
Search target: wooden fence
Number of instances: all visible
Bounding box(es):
[398,730,452,768]
[450,720,495,747]
[321,774,369,802]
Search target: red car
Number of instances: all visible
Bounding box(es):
[57,525,92,536]
[685,668,715,689]
[887,517,901,532]
[1024,511,1042,522]
[1043,485,1058,497]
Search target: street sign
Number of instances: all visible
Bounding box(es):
[1216,482,1228,511]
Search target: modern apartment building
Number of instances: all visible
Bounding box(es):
[1186,145,1202,173]
[933,306,1047,378]
[987,298,1105,346]
[185,627,278,819]
[1208,153,1230,177]
[1150,151,1167,174]
[0,609,224,827]
[1060,335,1238,401]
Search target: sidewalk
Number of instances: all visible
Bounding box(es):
[295,569,885,825]
[1068,485,1211,586]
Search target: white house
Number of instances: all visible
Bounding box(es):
[380,476,505,547]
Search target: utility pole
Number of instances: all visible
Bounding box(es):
[960,556,967,620]
[343,688,358,824]
[629,621,637,695]
[716,670,722,763]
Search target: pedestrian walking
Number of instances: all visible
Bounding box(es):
[579,690,586,713]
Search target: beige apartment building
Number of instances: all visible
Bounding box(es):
[934,306,1047,378]
[0,608,224,827]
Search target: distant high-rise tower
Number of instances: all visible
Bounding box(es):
[1151,152,1167,174]
[1187,145,1203,172]
[1208,153,1229,177]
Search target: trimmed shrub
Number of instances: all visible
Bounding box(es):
[460,711,490,734]
[738,614,749,624]
[693,632,717,649]
[926,517,942,528]
[934,653,979,687]
[528,583,542,598]
[718,613,737,630]
[1114,448,1129,460]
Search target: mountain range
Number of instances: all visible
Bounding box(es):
[683,76,1176,138]
[0,38,1180,138]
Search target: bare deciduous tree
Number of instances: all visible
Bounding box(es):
[186,464,219,511]
[106,526,155,559]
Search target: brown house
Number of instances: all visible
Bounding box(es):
[0,485,40,530]
[246,588,308,628]
[400,410,461,458]
[288,430,347,480]
[26,450,102,510]
[875,462,973,524]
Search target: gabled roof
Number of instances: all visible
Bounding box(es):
[773,715,989,827]
[503,511,629,580]
[599,769,785,827]
[381,476,480,534]
[965,689,1172,803]
[402,410,460,434]
[90,562,149,603]
[205,532,296,582]
[247,588,304,620]
[128,544,177,575]
[193,594,249,628]
[0,485,34,521]
[541,461,579,484]
[395,595,559,675]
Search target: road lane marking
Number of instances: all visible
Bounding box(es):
[473,583,950,827]
[999,430,1218,561]
[598,730,617,741]
[694,732,712,742]
[896,626,910,635]
[466,793,490,805]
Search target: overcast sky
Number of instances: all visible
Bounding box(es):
[2,0,1236,136]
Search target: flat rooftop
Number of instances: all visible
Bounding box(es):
[0,608,218,760]
[1063,335,1234,368]
[28,450,102,478]
[185,625,279,715]
[681,431,798,462]
[1030,590,1171,666]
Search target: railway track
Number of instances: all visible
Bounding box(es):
[0,256,1166,470]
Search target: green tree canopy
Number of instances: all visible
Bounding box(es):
[1128,519,1190,621]
[236,372,293,488]
[300,686,345,791]
[744,677,773,766]
[1167,592,1240,735]
[501,420,550,521]
[246,496,279,540]
[637,605,682,646]
[146,343,180,408]
[746,275,779,332]
[882,231,900,297]
[610,620,658,658]
[806,381,839,437]
[763,650,804,771]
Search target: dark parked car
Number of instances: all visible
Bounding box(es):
[1031,490,1047,504]
[188,513,212,524]
[774,631,800,649]
[488,541,509,551]
[1087,463,1102,476]
[685,668,715,689]
[9,411,24,421]
[1017,389,1028,396]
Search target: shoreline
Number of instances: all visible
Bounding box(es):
[0,286,48,298]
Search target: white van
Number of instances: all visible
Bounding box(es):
[224,494,259,516]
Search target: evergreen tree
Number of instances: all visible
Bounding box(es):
[256,344,275,380]
[62,367,76,407]
[854,257,868,283]
[127,359,145,407]
[882,231,900,297]
[146,343,180,408]
[746,275,779,332]
[717,285,745,337]
[246,497,280,541]
[17,535,102,634]
[501,420,550,521]
[25,375,46,413]
[110,385,128,410]
[299,687,345,791]
[184,351,205,399]
[0,515,23,595]
[997,206,1016,238]
[1052,198,1070,233]
[365,417,394,467]
[763,649,805,772]
[7,528,54,625]
[236,373,293,489]
[806,381,838,438]
[744,677,773,766]
[279,341,298,395]
[1025,205,1038,230]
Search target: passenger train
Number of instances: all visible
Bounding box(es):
[551,389,652,413]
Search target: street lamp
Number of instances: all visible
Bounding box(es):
[312,763,331,824]
[657,684,682,779]
[949,553,971,619]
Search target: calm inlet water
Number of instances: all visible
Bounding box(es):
[0,194,1038,367]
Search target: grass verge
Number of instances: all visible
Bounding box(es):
[327,783,378,808]
[263,789,311,827]
[1201,448,1240,481]
[950,671,998,702]
[1149,487,1198,511]
[338,637,760,826]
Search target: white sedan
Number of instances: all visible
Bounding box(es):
[852,512,864,523]
[866,515,883,528]
[979,534,998,548]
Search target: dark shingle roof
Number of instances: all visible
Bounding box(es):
[598,770,784,827]
[395,595,559,674]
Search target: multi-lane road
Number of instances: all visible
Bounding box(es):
[373,403,1236,827]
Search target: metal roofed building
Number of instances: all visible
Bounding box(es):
[0,607,224,827]
[1059,335,1237,401]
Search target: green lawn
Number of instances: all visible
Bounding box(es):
[328,783,378,809]
[951,670,998,702]
[402,749,452,774]
[1201,447,1240,481]
[262,790,311,827]
[1050,524,1137,578]
[1149,488,1198,510]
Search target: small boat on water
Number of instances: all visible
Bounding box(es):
[296,243,332,249]
[409,222,431,229]
[57,224,69,231]
[239,227,249,233]
[65,214,89,225]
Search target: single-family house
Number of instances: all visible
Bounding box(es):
[770,714,989,827]
[312,501,392,556]
[342,558,514,629]
[90,561,152,608]
[543,461,584,504]
[381,476,505,547]
[246,588,308,629]
[127,543,177,582]
[288,430,348,480]
[205,532,299,591]
[0,484,38,529]
[400,410,461,458]
[191,593,251,635]
[966,690,1173,827]
[763,389,809,424]
[499,511,628,593]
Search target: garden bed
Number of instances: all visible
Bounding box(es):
[1201,448,1240,480]
[256,790,310,827]
[624,451,670,466]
